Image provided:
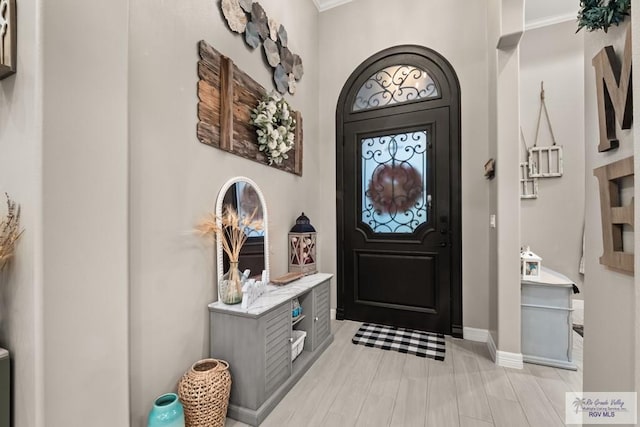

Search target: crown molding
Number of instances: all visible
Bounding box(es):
[525,12,576,31]
[312,0,353,13]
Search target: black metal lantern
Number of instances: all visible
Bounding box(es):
[288,212,317,275]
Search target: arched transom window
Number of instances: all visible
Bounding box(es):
[352,65,439,112]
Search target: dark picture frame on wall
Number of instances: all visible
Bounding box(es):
[0,0,17,80]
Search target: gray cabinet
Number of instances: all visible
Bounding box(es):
[209,274,333,426]
[0,349,8,427]
[521,267,577,370]
[312,281,330,350]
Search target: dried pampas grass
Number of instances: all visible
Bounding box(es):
[0,193,23,271]
[196,204,263,263]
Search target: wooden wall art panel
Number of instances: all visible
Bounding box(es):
[197,40,303,176]
[592,27,632,152]
[593,156,634,274]
[0,0,17,80]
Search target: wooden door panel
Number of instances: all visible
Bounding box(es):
[355,251,438,310]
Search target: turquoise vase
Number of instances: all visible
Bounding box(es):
[147,393,185,427]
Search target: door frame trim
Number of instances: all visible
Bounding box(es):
[335,45,462,337]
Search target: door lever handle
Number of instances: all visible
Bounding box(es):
[440,242,447,247]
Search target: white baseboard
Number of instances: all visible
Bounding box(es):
[463,327,489,343]
[330,308,336,320]
[572,299,584,310]
[487,332,497,362]
[485,331,523,368]
[496,350,524,369]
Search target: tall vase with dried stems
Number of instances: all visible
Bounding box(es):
[196,204,263,305]
[219,261,243,304]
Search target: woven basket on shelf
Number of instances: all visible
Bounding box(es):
[178,358,232,427]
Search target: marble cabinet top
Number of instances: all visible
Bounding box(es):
[521,266,574,287]
[208,273,333,318]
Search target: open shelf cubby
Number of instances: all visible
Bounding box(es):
[291,314,305,327]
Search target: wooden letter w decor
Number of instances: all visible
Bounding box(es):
[592,28,632,152]
[593,156,634,274]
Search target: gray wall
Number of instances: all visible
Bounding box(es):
[487,0,500,348]
[486,0,524,356]
[583,21,635,409]
[0,0,42,426]
[128,0,321,424]
[318,0,491,332]
[42,0,130,425]
[520,21,585,297]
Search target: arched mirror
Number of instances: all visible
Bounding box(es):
[216,177,270,283]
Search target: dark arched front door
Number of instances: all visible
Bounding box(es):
[336,45,462,337]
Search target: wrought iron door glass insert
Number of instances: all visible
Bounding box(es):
[353,65,439,112]
[362,130,428,233]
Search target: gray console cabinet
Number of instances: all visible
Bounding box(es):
[209,273,333,426]
[521,267,577,370]
[0,348,8,427]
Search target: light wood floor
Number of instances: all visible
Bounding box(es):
[226,320,584,427]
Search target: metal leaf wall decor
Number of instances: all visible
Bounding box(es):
[221,0,247,33]
[220,0,304,95]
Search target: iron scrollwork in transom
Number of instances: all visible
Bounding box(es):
[352,65,439,112]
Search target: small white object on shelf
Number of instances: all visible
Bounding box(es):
[291,329,307,361]
[241,270,268,309]
[521,246,542,280]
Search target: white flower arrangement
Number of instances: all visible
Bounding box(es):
[251,91,296,165]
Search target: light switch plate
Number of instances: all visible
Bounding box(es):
[490,214,496,228]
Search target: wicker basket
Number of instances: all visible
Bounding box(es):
[178,358,231,427]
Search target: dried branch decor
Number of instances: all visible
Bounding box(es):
[197,205,263,303]
[197,205,263,264]
[0,193,23,271]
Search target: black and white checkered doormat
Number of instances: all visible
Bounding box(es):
[352,323,446,361]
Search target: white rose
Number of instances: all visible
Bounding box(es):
[278,126,287,135]
[268,138,277,149]
[267,102,277,115]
